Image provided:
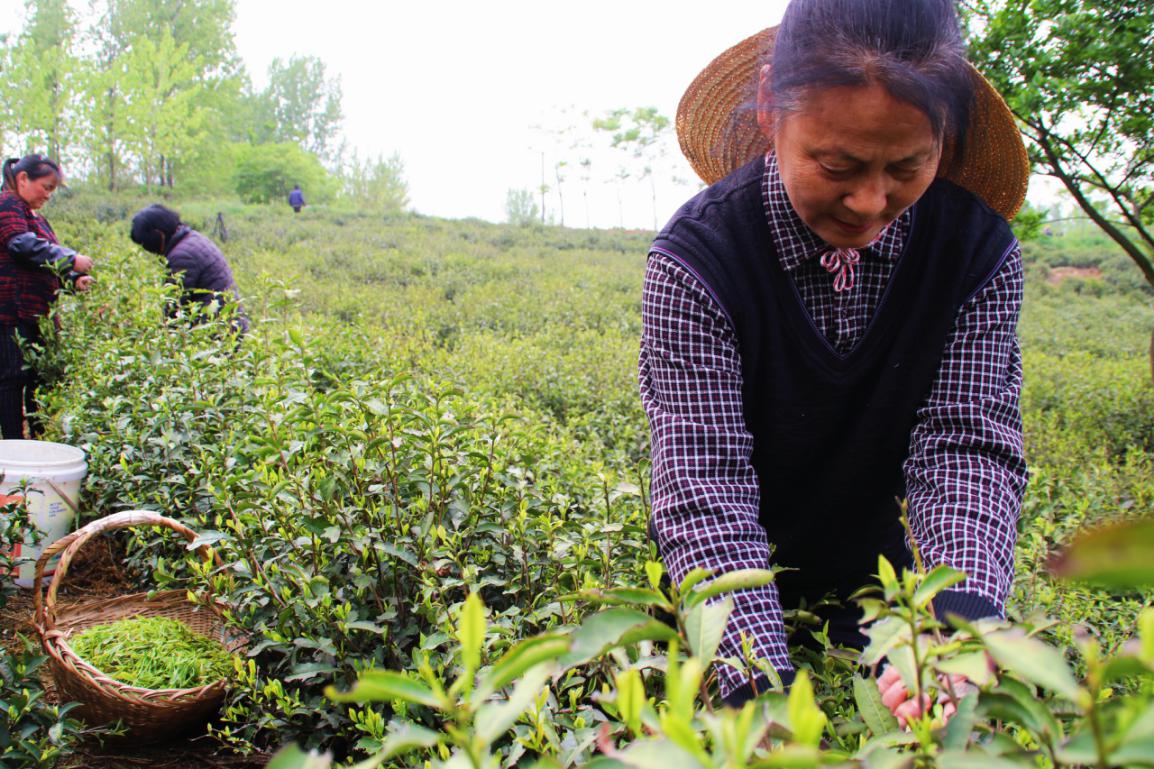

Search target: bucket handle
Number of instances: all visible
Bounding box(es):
[33,510,220,630]
[45,479,81,518]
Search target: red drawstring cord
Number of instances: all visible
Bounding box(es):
[819,248,861,293]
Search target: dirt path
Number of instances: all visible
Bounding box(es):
[2,538,269,769]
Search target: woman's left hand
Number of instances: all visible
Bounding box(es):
[74,275,95,292]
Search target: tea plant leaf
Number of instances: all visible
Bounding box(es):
[1110,737,1154,767]
[1142,608,1154,665]
[853,674,899,736]
[345,724,442,769]
[678,568,715,596]
[942,692,979,750]
[326,670,443,709]
[856,745,914,769]
[912,566,966,609]
[860,616,910,667]
[938,748,1030,769]
[1047,516,1154,588]
[645,561,664,590]
[684,598,730,662]
[614,668,646,736]
[980,677,1063,741]
[266,745,333,769]
[580,587,674,612]
[475,634,570,700]
[936,652,996,688]
[685,569,776,608]
[474,662,554,743]
[561,609,677,668]
[616,738,709,769]
[787,671,827,747]
[458,592,486,682]
[582,759,633,769]
[982,629,1084,703]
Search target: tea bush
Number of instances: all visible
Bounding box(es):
[24,194,1154,763]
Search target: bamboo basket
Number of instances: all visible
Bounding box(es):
[33,510,243,740]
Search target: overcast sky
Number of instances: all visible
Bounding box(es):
[229,1,790,227]
[3,1,1058,228]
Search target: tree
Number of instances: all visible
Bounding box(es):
[3,0,79,162]
[118,32,208,189]
[259,55,344,161]
[505,188,540,227]
[594,107,673,230]
[964,0,1154,368]
[342,151,410,214]
[233,142,333,204]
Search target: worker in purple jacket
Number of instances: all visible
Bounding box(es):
[640,0,1029,722]
[288,184,305,213]
[129,204,249,334]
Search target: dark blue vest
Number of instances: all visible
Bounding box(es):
[651,156,1016,606]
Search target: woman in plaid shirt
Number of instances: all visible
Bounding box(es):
[0,154,94,439]
[641,0,1029,721]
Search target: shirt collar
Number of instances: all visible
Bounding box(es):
[762,151,910,272]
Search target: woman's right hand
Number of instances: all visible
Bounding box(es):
[73,253,94,273]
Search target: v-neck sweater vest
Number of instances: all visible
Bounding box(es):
[651,155,1017,605]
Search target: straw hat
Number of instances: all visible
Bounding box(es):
[676,27,1029,221]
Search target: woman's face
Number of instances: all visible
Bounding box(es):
[764,82,942,249]
[16,171,60,211]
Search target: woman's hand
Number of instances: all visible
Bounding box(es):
[74,275,95,292]
[73,253,94,273]
[877,664,975,728]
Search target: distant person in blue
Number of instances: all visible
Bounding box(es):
[129,204,249,334]
[288,184,306,213]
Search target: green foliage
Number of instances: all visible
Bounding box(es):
[0,637,82,769]
[964,0,1154,288]
[340,152,409,214]
[29,196,1154,766]
[254,55,344,160]
[505,188,540,227]
[233,142,334,204]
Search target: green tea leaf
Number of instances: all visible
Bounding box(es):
[938,748,1031,769]
[686,569,776,608]
[345,724,442,769]
[942,692,979,750]
[476,634,570,700]
[684,598,731,661]
[983,629,1084,702]
[458,592,486,681]
[936,651,995,688]
[616,737,709,769]
[474,662,554,742]
[912,565,967,608]
[1048,517,1154,587]
[787,670,827,747]
[561,608,675,668]
[853,674,899,736]
[266,745,333,769]
[580,587,674,611]
[326,670,443,709]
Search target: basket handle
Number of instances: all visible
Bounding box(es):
[33,510,219,629]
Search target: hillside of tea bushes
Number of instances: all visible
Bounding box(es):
[8,194,1154,765]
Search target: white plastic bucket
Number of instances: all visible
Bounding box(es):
[0,440,87,587]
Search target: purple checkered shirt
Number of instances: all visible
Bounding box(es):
[639,153,1026,696]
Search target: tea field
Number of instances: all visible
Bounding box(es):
[3,194,1153,768]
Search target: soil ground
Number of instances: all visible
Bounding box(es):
[1,535,270,769]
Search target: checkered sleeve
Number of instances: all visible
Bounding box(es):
[639,250,793,697]
[904,243,1027,619]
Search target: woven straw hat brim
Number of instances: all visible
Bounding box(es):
[676,27,1029,221]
